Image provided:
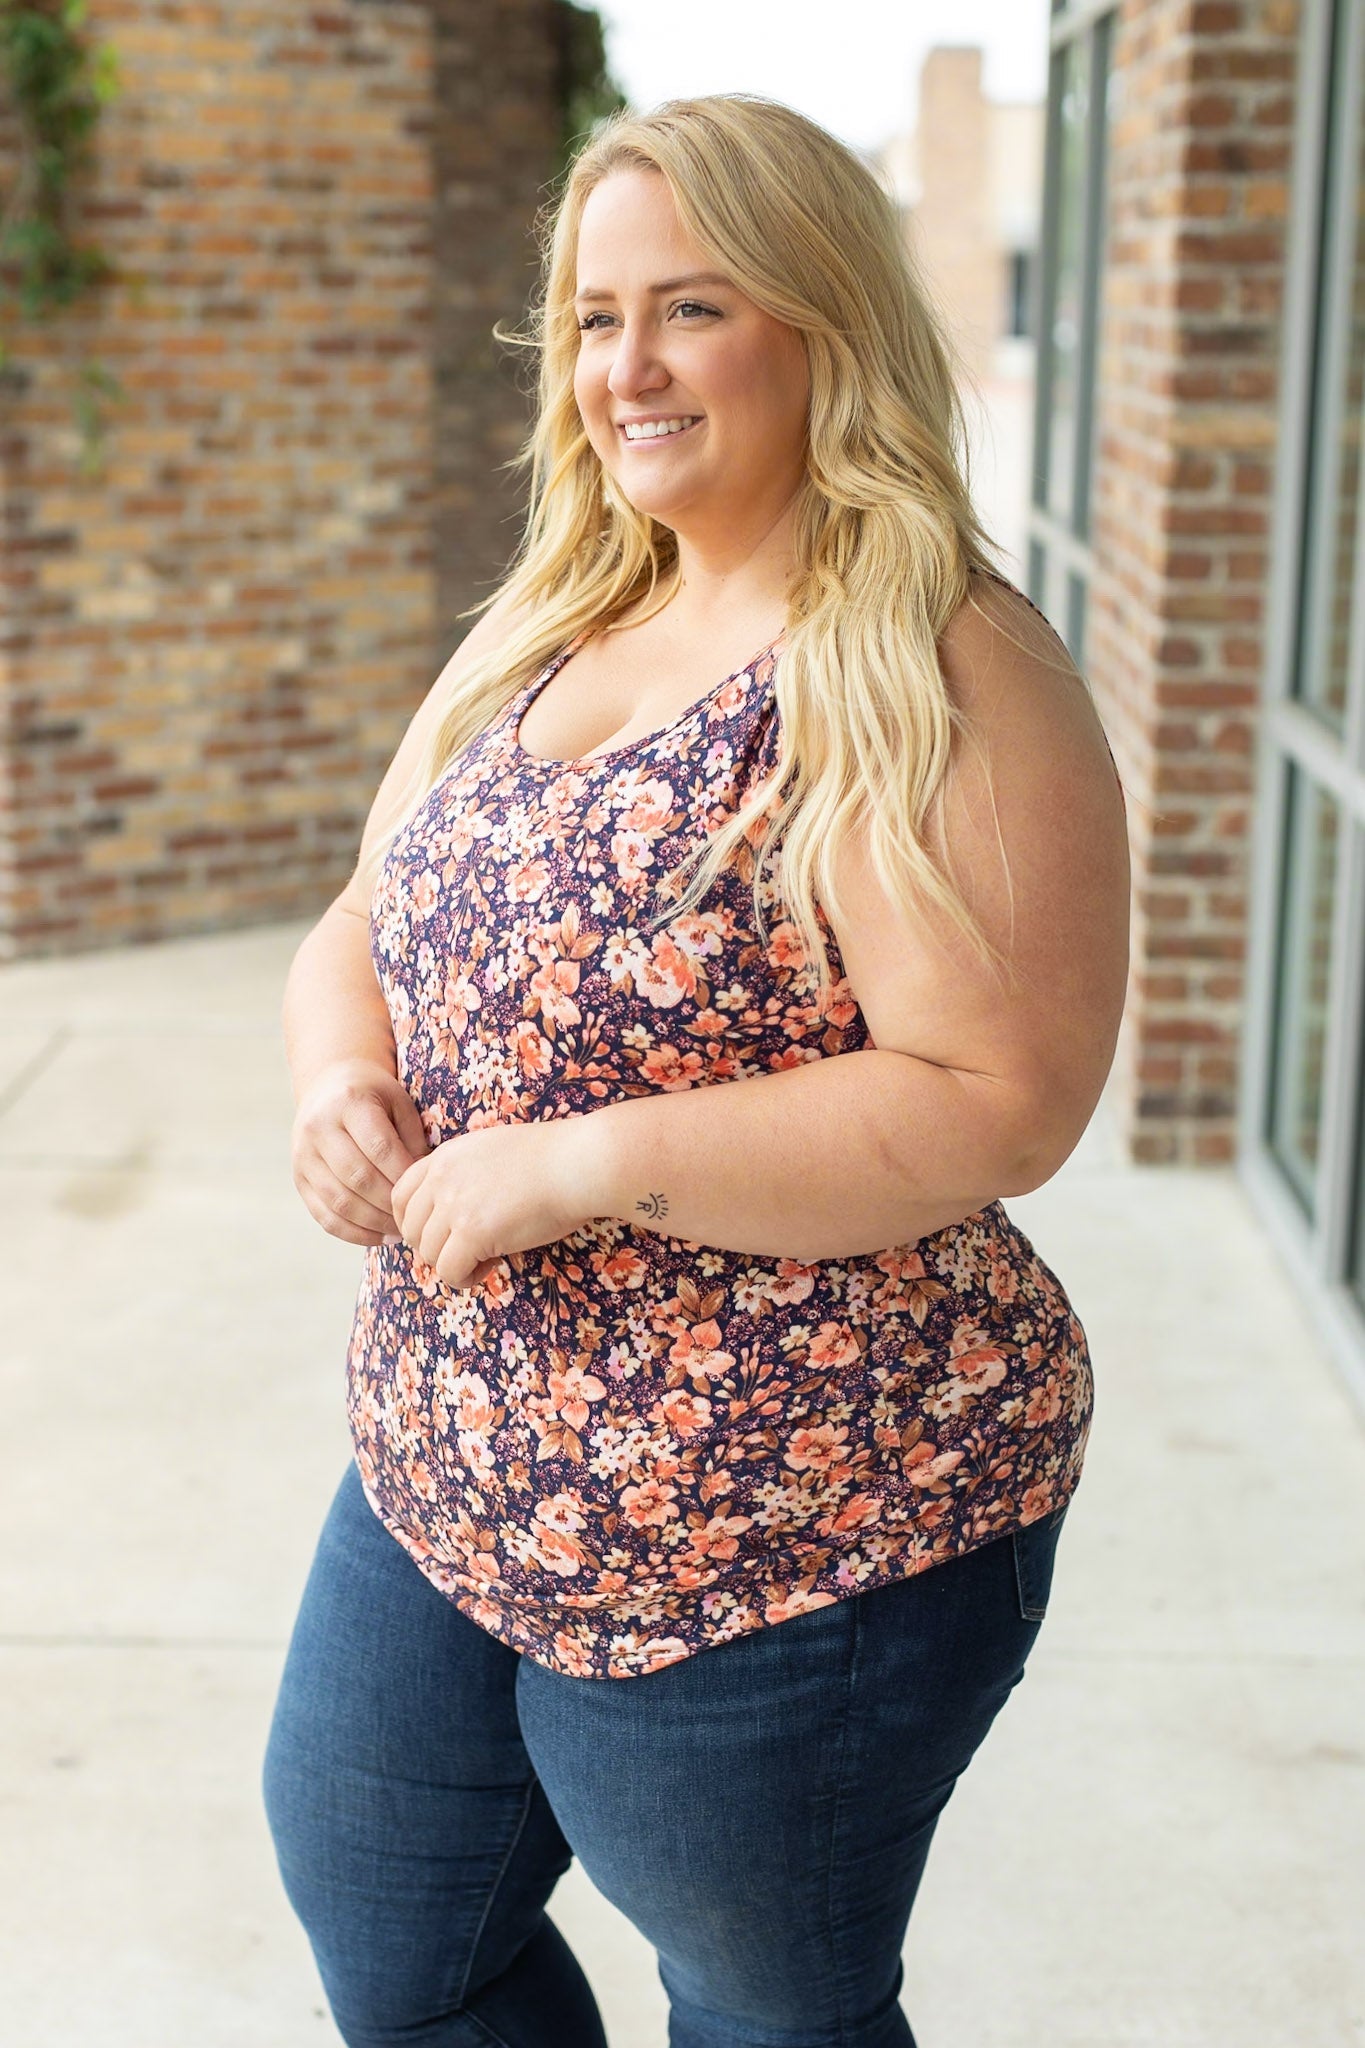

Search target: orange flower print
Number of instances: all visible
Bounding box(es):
[667,1320,736,1383]
[410,868,440,917]
[551,1630,597,1674]
[394,1345,423,1409]
[427,974,481,1067]
[903,1442,966,1490]
[514,1022,553,1079]
[534,1493,587,1534]
[446,810,494,861]
[988,1254,1022,1303]
[409,1459,439,1503]
[619,776,674,834]
[929,1345,1011,1418]
[449,1371,494,1432]
[815,1491,883,1536]
[651,1389,714,1437]
[611,825,655,877]
[807,1321,863,1371]
[766,1260,817,1305]
[639,1042,706,1089]
[1025,1376,1063,1427]
[546,1360,608,1430]
[818,974,861,1030]
[508,858,552,903]
[595,1244,649,1292]
[763,1584,839,1624]
[668,910,729,963]
[528,957,581,1030]
[784,1422,852,1473]
[534,1526,586,1576]
[635,934,698,1009]
[766,1043,816,1073]
[766,921,809,971]
[621,1477,680,1528]
[689,1005,730,1035]
[910,1495,953,1532]
[480,1261,516,1309]
[686,1510,754,1560]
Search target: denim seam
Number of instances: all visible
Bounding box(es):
[453,1774,538,2020]
[823,1596,864,2048]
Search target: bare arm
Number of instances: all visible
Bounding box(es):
[573,574,1130,1262]
[282,901,397,1107]
[285,585,534,1241]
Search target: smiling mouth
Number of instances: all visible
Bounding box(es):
[617,418,704,446]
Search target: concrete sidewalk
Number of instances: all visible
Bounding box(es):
[2,918,1362,2047]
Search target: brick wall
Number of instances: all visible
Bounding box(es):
[431,0,563,654]
[0,0,561,960]
[1088,0,1299,1161]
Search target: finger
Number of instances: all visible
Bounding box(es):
[315,1130,404,1225]
[436,1238,479,1291]
[345,1093,427,1183]
[305,1154,399,1236]
[385,1088,432,1165]
[297,1171,391,1245]
[390,1149,430,1221]
[401,1182,435,1260]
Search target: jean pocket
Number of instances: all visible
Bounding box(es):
[1010,1504,1069,1622]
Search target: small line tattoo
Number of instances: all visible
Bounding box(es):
[635,1191,669,1221]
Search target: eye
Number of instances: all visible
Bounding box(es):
[576,300,719,332]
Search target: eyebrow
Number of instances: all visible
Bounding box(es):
[574,271,735,303]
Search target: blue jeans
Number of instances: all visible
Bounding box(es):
[262,1459,1069,2048]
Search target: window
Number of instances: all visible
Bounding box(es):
[1026,0,1118,669]
[1242,0,1365,1411]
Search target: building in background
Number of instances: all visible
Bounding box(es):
[875,46,1045,571]
[2,4,1361,1407]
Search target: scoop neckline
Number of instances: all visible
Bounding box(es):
[511,627,785,771]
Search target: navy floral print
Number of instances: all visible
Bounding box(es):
[346,576,1095,1678]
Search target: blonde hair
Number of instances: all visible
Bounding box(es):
[357,91,1072,1012]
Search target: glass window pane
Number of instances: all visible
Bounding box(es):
[1351,1031,1365,1316]
[1046,37,1088,528]
[1066,569,1087,668]
[1267,766,1341,1216]
[1293,0,1363,732]
[1028,536,1047,611]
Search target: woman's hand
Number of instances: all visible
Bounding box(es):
[390,1114,606,1291]
[291,1057,431,1247]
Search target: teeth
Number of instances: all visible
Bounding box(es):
[622,416,700,441]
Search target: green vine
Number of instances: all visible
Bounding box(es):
[0,0,122,476]
[551,1,627,187]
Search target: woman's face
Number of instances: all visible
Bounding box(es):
[572,168,810,542]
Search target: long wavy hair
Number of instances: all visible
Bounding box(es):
[355,92,1072,1012]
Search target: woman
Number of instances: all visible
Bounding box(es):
[264,93,1130,2048]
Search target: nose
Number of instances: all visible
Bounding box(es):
[605,321,671,403]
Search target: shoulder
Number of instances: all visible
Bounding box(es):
[818,568,1131,1183]
[922,570,1127,890]
[938,570,1114,788]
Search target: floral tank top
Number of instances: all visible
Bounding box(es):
[345,570,1099,1679]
